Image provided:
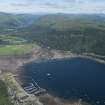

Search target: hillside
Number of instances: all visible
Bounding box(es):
[0,13,105,56]
[0,13,105,105]
[0,12,41,34]
[22,14,105,56]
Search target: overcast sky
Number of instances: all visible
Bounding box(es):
[0,0,105,14]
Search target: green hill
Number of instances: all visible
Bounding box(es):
[22,14,105,56]
[1,13,105,56]
[0,12,40,34]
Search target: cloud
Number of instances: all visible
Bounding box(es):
[0,0,104,14]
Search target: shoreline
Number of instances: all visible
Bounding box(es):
[0,46,105,74]
[2,72,43,105]
[38,93,91,105]
[0,47,104,105]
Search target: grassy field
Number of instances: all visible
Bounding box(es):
[0,35,26,45]
[0,44,34,57]
[0,35,35,57]
[0,80,12,105]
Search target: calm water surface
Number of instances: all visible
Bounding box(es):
[20,58,105,105]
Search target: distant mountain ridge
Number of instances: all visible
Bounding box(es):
[30,14,105,31]
[0,12,42,33]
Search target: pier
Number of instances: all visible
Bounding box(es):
[3,73,43,105]
[23,80,46,96]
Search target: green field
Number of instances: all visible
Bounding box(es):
[0,35,34,57]
[0,44,34,56]
[0,35,26,45]
[0,80,12,105]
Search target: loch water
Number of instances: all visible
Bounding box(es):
[20,57,105,105]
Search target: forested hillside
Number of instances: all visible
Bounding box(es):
[1,13,105,56]
[0,12,41,34]
[21,14,105,55]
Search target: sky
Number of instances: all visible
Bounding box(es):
[0,0,105,14]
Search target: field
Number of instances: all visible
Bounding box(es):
[0,35,26,45]
[0,35,34,57]
[0,44,34,57]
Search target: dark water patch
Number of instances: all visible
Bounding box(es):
[20,57,105,105]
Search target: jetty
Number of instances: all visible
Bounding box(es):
[24,80,46,96]
[3,73,43,105]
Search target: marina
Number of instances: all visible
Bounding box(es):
[3,73,42,105]
[23,80,46,96]
[20,57,105,105]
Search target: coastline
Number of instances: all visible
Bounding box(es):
[0,46,104,105]
[0,46,105,74]
[2,72,43,105]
